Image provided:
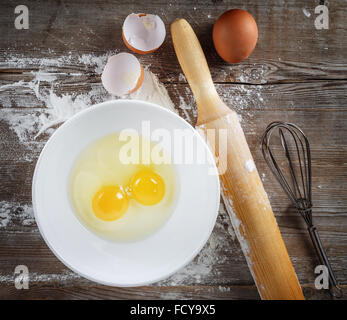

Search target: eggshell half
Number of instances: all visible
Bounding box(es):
[122,13,166,54]
[101,52,144,96]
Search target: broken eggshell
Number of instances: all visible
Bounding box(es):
[122,13,166,54]
[101,52,144,96]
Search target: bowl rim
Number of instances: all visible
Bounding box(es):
[32,99,220,287]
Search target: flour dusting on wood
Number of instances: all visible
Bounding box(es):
[0,200,239,286]
[0,201,35,229]
[0,270,82,284]
[245,159,256,173]
[129,70,176,113]
[0,52,176,148]
[0,50,267,287]
[158,205,234,286]
[302,8,311,18]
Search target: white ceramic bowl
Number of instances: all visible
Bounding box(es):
[32,100,220,287]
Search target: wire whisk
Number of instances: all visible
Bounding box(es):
[261,121,342,298]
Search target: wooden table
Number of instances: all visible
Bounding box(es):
[0,0,346,300]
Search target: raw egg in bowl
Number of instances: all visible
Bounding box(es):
[32,100,220,286]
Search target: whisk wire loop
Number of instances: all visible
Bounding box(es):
[261,121,342,298]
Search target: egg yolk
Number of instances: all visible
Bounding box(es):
[130,169,165,206]
[92,186,129,221]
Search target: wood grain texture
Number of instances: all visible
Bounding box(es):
[1,283,346,300]
[0,0,346,299]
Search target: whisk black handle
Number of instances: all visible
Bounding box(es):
[308,225,342,298]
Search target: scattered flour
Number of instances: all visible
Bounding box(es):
[1,52,232,286]
[129,70,176,113]
[1,51,111,73]
[178,94,198,123]
[77,53,110,74]
[218,285,231,292]
[0,198,237,287]
[244,159,256,173]
[0,201,35,229]
[178,73,186,82]
[1,52,266,150]
[158,205,234,286]
[227,64,269,84]
[0,270,82,284]
[220,180,275,299]
[0,50,268,287]
[217,83,265,119]
[302,8,311,18]
[158,231,225,285]
[220,188,251,257]
[158,291,186,300]
[227,224,236,241]
[261,172,266,182]
[0,52,176,146]
[33,85,108,139]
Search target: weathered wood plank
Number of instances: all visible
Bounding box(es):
[0,0,347,84]
[0,210,346,285]
[0,205,253,286]
[1,107,346,210]
[0,283,345,300]
[1,83,347,140]
[0,283,260,300]
[1,153,346,214]
[1,0,346,300]
[2,79,347,112]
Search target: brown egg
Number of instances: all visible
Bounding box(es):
[213,9,258,63]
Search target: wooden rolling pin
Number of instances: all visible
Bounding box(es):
[171,19,304,300]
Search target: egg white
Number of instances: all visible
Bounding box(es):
[70,133,178,242]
